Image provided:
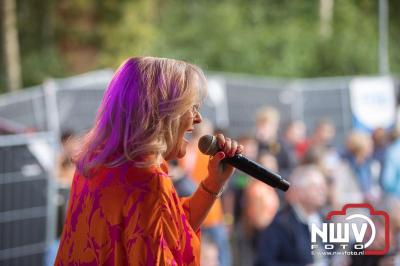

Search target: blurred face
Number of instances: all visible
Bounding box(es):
[256,119,279,142]
[258,153,278,172]
[286,121,306,144]
[63,136,80,156]
[317,123,335,144]
[372,128,386,146]
[246,182,279,229]
[239,138,259,161]
[165,104,202,160]
[297,171,328,213]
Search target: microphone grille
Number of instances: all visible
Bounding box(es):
[198,135,219,155]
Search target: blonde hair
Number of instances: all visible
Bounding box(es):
[255,106,280,125]
[345,131,373,157]
[75,57,207,176]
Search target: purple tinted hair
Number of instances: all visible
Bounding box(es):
[75,57,207,176]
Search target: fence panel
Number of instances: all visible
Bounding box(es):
[223,75,293,137]
[0,133,57,266]
[0,87,47,132]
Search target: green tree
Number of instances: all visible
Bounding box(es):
[1,0,399,92]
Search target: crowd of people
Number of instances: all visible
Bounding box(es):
[56,104,400,266]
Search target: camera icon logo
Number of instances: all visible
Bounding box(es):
[311,203,390,255]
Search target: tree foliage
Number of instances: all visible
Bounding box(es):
[0,0,399,92]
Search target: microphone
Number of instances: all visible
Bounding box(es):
[198,135,290,192]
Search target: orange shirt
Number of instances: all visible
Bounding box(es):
[55,161,200,265]
[181,147,223,227]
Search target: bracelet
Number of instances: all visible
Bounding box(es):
[200,181,225,198]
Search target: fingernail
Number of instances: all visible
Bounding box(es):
[219,152,225,159]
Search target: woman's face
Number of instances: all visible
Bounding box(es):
[166,104,202,160]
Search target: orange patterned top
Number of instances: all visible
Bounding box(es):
[55,161,201,265]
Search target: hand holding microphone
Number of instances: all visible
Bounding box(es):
[205,134,244,186]
[199,134,290,192]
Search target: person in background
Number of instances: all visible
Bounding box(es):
[254,106,281,156]
[58,130,79,186]
[381,128,400,199]
[292,120,309,160]
[255,165,328,266]
[169,159,196,197]
[233,151,279,266]
[276,120,305,178]
[371,127,389,184]
[57,129,79,228]
[180,120,232,266]
[46,130,81,266]
[301,119,335,163]
[349,198,399,266]
[386,197,400,264]
[227,135,260,227]
[299,145,335,212]
[201,235,220,266]
[341,131,377,203]
[305,118,336,150]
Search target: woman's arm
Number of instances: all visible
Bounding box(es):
[186,134,242,231]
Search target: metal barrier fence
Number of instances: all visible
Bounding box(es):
[0,86,47,132]
[292,77,353,145]
[0,132,57,266]
[0,70,397,143]
[219,74,355,144]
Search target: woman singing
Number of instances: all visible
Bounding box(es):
[55,57,242,265]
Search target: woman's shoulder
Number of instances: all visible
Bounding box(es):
[121,163,181,217]
[73,163,170,196]
[71,164,177,217]
[115,161,175,198]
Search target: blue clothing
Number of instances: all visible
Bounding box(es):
[342,152,373,194]
[254,206,314,266]
[203,224,232,266]
[382,139,400,198]
[372,145,388,188]
[276,138,297,179]
[172,175,197,197]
